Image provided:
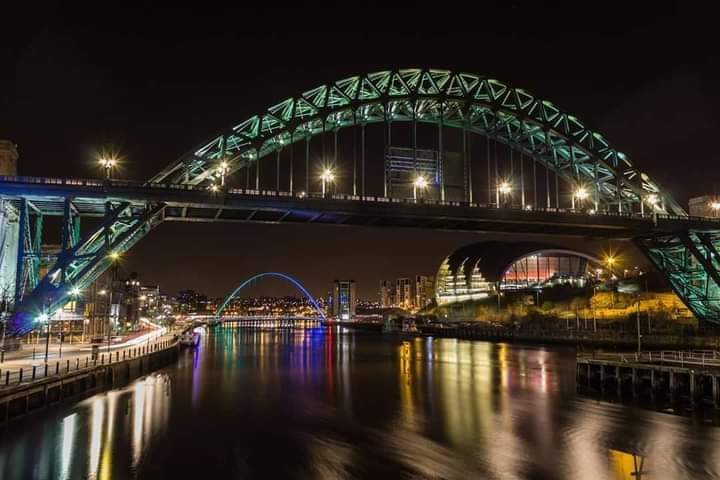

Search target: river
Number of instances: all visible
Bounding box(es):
[1,326,719,479]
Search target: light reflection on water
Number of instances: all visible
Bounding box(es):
[0,326,719,479]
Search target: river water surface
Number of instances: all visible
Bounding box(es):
[1,326,719,479]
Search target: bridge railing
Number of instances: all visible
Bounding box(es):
[3,175,720,224]
[578,349,720,368]
[0,334,178,389]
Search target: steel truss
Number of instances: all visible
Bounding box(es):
[8,68,718,333]
[152,68,684,216]
[635,230,720,322]
[9,199,165,336]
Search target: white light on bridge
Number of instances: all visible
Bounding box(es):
[574,187,589,201]
[413,174,429,201]
[320,168,335,195]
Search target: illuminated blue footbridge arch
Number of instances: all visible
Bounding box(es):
[214,272,326,321]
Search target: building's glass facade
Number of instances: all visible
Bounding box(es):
[435,243,600,305]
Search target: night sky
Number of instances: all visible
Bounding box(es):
[2,5,718,299]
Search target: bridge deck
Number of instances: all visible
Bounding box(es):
[2,176,717,237]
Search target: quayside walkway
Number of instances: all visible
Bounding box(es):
[0,335,179,425]
[577,350,720,407]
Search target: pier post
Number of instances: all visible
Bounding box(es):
[689,373,696,405]
[669,371,677,401]
[631,368,638,397]
[587,363,591,386]
[650,369,655,400]
[616,366,621,396]
[713,376,719,409]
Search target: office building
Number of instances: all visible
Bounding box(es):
[333,280,356,320]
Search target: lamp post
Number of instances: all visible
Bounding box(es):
[572,186,589,211]
[36,300,51,364]
[320,168,335,196]
[59,286,81,357]
[497,181,511,208]
[98,155,118,180]
[710,200,720,218]
[218,160,230,187]
[413,174,428,202]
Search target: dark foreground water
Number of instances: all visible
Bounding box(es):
[1,327,719,479]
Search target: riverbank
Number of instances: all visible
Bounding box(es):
[0,336,180,426]
[417,325,720,350]
[329,320,720,351]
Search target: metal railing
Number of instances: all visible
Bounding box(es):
[578,350,720,368]
[3,175,716,223]
[0,336,177,389]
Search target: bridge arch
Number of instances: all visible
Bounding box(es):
[152,68,683,216]
[214,272,326,320]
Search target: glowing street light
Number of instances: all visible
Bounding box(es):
[497,180,511,207]
[413,174,428,201]
[36,305,52,363]
[604,254,618,272]
[572,186,589,210]
[320,168,335,196]
[98,155,118,180]
[108,251,121,262]
[218,160,230,186]
[69,286,81,297]
[710,200,720,218]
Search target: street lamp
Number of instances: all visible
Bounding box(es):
[59,286,82,356]
[98,155,118,180]
[572,186,589,210]
[497,181,511,207]
[36,308,51,364]
[218,160,230,187]
[604,254,617,271]
[413,174,428,201]
[320,168,335,196]
[710,200,720,218]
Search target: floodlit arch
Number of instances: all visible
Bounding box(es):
[152,68,684,215]
[214,272,325,320]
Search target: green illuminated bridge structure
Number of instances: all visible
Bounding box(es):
[1,68,719,333]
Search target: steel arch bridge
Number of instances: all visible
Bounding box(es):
[2,67,720,333]
[214,272,325,320]
[153,68,683,215]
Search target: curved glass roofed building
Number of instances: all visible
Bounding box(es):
[435,242,603,305]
